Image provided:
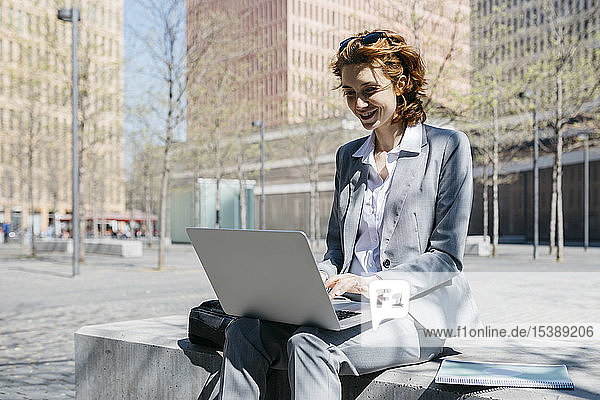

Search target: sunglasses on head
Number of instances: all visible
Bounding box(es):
[338,31,392,52]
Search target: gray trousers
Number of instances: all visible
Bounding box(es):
[218,315,445,400]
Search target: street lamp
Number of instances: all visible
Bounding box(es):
[519,89,539,260]
[252,120,266,229]
[578,133,590,251]
[57,7,80,276]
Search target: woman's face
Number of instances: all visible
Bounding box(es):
[341,63,400,132]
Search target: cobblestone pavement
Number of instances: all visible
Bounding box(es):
[0,243,214,400]
[1,242,599,399]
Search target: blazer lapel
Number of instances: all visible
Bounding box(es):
[380,128,429,256]
[342,157,368,273]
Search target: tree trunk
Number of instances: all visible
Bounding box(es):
[28,132,35,257]
[311,162,321,247]
[483,163,489,244]
[556,76,564,261]
[309,162,317,246]
[411,1,420,50]
[129,188,134,240]
[550,160,557,254]
[215,177,221,228]
[215,129,222,229]
[144,171,152,248]
[92,175,99,239]
[18,151,26,243]
[492,103,499,257]
[52,192,58,238]
[166,189,171,243]
[143,163,152,247]
[158,144,171,269]
[100,181,106,238]
[239,172,247,229]
[193,171,200,227]
[78,151,86,263]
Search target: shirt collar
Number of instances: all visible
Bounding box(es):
[352,123,423,160]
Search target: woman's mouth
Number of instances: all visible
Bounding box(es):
[358,109,377,122]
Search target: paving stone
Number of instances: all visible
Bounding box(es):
[2,243,599,399]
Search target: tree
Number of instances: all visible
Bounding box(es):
[289,99,345,247]
[70,10,123,261]
[468,4,527,256]
[367,0,471,122]
[132,0,189,269]
[526,1,600,260]
[124,100,162,246]
[2,1,68,255]
[185,3,260,230]
[20,72,49,256]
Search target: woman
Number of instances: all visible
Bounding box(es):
[218,29,480,400]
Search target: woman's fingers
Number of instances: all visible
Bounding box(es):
[324,274,340,288]
[326,274,360,298]
[319,271,328,283]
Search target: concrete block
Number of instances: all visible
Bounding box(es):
[36,239,142,257]
[465,235,492,256]
[85,239,143,257]
[75,316,593,400]
[36,239,73,253]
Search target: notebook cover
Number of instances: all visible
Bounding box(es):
[435,359,574,389]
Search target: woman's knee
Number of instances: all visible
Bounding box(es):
[224,317,259,342]
[287,331,328,357]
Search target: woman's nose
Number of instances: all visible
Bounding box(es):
[356,96,369,109]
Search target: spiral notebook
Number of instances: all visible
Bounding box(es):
[435,359,574,389]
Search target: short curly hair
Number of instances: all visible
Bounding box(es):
[330,29,427,126]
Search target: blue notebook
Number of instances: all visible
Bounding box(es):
[435,359,574,389]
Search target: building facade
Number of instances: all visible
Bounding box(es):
[0,0,125,235]
[468,0,599,242]
[187,0,471,128]
[184,0,471,240]
[470,148,600,243]
[469,0,599,120]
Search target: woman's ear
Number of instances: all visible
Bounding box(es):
[394,75,407,95]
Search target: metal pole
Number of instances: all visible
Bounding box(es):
[584,133,589,251]
[260,122,265,230]
[71,8,80,276]
[533,91,539,260]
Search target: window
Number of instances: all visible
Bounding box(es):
[16,9,22,31]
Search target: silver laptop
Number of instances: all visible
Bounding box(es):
[186,228,370,330]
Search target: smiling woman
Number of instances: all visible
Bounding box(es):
[217,29,481,400]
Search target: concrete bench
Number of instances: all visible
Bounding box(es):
[74,316,596,399]
[465,235,492,256]
[35,239,142,257]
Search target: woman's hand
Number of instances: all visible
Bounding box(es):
[319,271,329,283]
[324,273,380,299]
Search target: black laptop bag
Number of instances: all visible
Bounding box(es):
[188,299,237,348]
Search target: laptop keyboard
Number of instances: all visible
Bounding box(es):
[335,309,360,321]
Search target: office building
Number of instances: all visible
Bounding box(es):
[0,0,125,235]
[187,0,470,128]
[469,0,599,242]
[184,0,471,237]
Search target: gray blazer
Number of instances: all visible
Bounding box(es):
[318,124,481,335]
